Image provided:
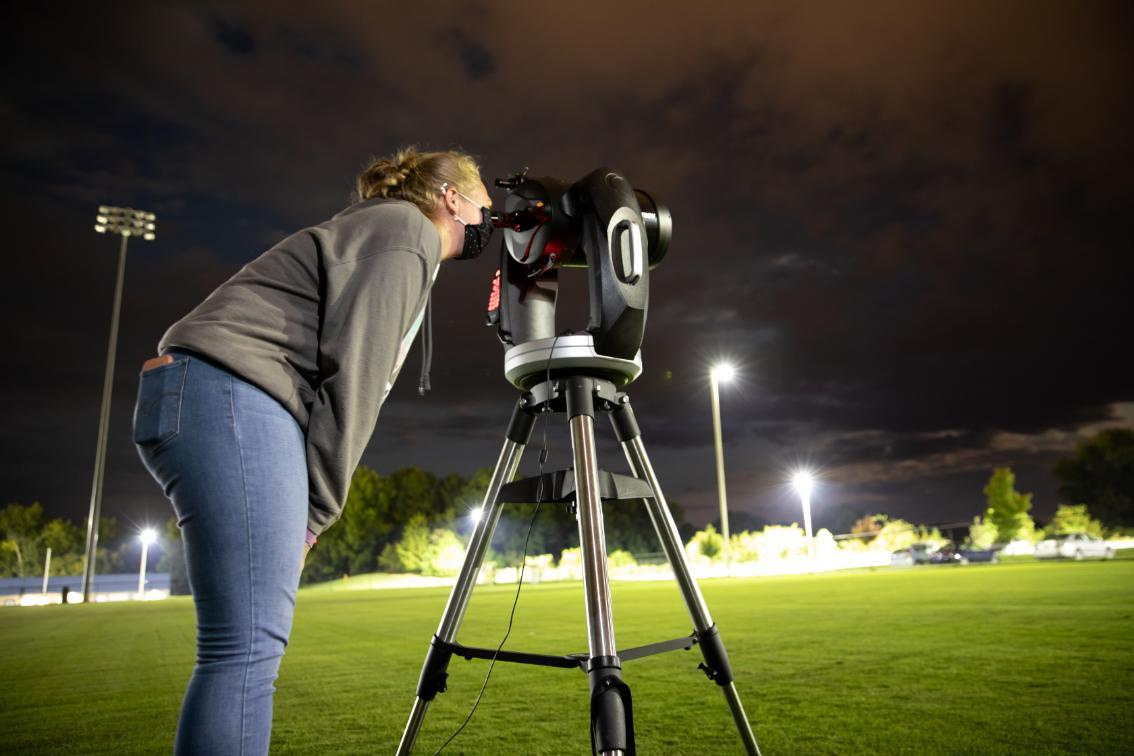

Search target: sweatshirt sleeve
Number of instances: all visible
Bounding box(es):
[304,247,431,536]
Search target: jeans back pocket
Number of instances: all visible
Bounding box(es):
[133,358,188,450]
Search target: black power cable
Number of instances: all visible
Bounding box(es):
[434,333,567,754]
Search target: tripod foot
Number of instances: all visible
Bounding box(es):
[589,659,634,756]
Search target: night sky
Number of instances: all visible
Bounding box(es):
[2,2,1131,537]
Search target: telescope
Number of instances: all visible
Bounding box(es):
[398,168,760,756]
[486,168,672,388]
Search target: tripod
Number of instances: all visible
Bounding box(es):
[396,355,760,754]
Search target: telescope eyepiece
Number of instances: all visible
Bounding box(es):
[490,204,550,232]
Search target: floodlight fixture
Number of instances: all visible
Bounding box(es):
[711,363,736,383]
[93,205,158,239]
[792,470,814,498]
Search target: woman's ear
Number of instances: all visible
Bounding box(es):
[438,183,457,217]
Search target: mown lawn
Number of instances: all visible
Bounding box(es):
[2,559,1132,754]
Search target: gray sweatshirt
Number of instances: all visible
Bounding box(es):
[158,198,441,536]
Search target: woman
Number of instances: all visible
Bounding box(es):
[133,147,494,755]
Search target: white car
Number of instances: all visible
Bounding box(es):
[1035,533,1114,560]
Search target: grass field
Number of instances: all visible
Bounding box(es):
[2,559,1132,754]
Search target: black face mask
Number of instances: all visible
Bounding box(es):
[455,206,494,260]
[445,184,494,260]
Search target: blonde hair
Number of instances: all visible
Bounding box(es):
[355,146,483,217]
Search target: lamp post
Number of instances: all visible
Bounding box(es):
[42,547,52,595]
[792,470,815,557]
[710,364,736,573]
[81,206,157,603]
[138,528,157,598]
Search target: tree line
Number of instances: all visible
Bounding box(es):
[964,428,1134,547]
[301,465,688,585]
[1,464,689,591]
[3,428,1130,586]
[0,504,122,580]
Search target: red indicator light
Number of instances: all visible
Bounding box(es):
[487,268,501,313]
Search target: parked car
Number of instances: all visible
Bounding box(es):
[927,543,966,565]
[999,539,1036,556]
[891,542,970,566]
[1035,533,1114,560]
[959,545,1000,564]
[891,543,933,567]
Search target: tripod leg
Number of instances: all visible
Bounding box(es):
[567,378,634,756]
[611,398,761,756]
[396,399,536,756]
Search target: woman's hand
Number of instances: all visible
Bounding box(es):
[301,528,317,570]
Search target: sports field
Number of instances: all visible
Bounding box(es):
[2,558,1131,754]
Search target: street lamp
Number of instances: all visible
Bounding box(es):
[792,470,815,557]
[710,363,736,572]
[81,206,157,603]
[138,528,157,598]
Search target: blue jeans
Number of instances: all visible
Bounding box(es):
[134,348,308,756]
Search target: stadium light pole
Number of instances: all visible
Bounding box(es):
[710,363,736,573]
[793,470,815,558]
[81,206,157,603]
[138,528,157,598]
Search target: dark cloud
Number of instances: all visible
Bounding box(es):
[440,29,496,82]
[1,1,1131,534]
[210,16,258,56]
